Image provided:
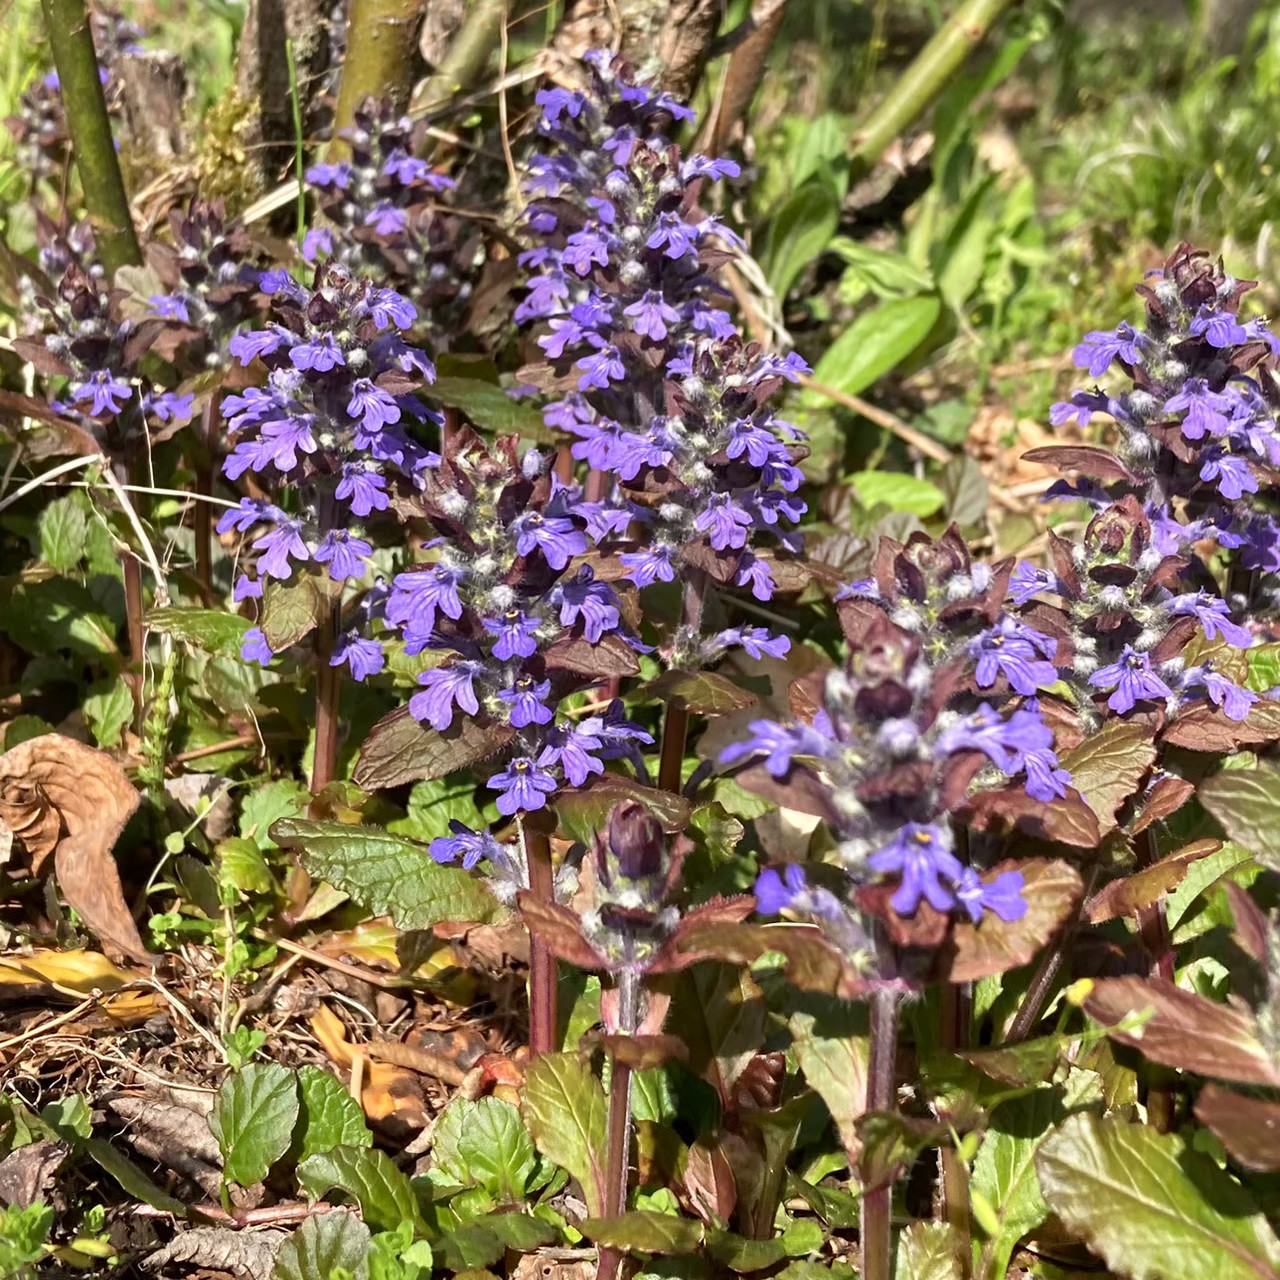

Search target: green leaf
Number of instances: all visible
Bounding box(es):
[1060,720,1157,836]
[789,996,870,1162]
[83,678,134,749]
[0,1202,53,1275]
[580,1212,705,1255]
[297,1146,422,1233]
[458,1098,538,1203]
[37,494,87,571]
[147,606,252,658]
[295,1066,372,1161]
[850,472,946,518]
[970,1089,1061,1280]
[261,575,339,651]
[83,1137,189,1215]
[429,377,551,439]
[804,295,941,401]
[554,776,690,847]
[218,837,276,896]
[1244,643,1280,692]
[828,238,935,298]
[273,819,503,930]
[642,669,757,715]
[272,1208,371,1280]
[1036,1113,1280,1280]
[894,1221,965,1280]
[436,1213,556,1270]
[370,1224,432,1280]
[209,1063,300,1187]
[387,775,490,843]
[239,779,309,848]
[522,1053,609,1217]
[1200,764,1280,870]
[762,181,841,301]
[4,580,119,659]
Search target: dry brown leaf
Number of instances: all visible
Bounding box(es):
[0,734,149,961]
[0,948,162,1020]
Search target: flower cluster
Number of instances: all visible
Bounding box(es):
[5,7,143,184]
[1006,495,1258,728]
[13,220,193,452]
[216,262,439,673]
[519,51,806,659]
[385,430,652,815]
[304,98,472,343]
[1046,243,1280,577]
[144,200,263,365]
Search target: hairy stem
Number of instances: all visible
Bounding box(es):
[938,981,971,1257]
[329,0,424,156]
[861,985,901,1280]
[522,816,558,1055]
[849,0,1016,179]
[310,596,342,792]
[194,398,218,605]
[40,0,141,274]
[411,0,505,123]
[1134,828,1175,1132]
[657,568,709,793]
[598,966,640,1280]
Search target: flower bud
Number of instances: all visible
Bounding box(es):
[605,801,666,881]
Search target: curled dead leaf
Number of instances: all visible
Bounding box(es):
[0,734,150,961]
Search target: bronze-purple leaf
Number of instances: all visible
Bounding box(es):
[1060,719,1157,836]
[643,669,757,715]
[1086,840,1221,923]
[1194,1084,1280,1172]
[353,706,514,790]
[1022,445,1136,481]
[517,894,607,970]
[1084,976,1280,1086]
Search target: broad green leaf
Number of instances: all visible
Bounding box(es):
[273,1208,371,1280]
[295,1066,371,1161]
[1244,643,1280,692]
[210,1063,300,1187]
[0,1202,53,1275]
[1036,1113,1280,1280]
[273,819,502,929]
[427,1096,477,1186]
[677,964,766,1105]
[239,780,309,848]
[436,1214,555,1270]
[642,669,757,715]
[937,455,989,527]
[429,377,550,439]
[1061,720,1157,835]
[37,494,87,571]
[522,1053,608,1217]
[789,996,870,1163]
[4,580,119,659]
[387,775,490,843]
[218,837,276,896]
[850,472,946,518]
[762,181,841,301]
[84,1137,189,1216]
[1167,842,1256,932]
[1200,764,1280,870]
[458,1097,538,1203]
[805,295,941,401]
[580,1212,705,1255]
[828,237,935,298]
[370,1224,432,1280]
[83,678,134,749]
[895,1221,965,1280]
[784,1173,859,1228]
[970,1088,1061,1280]
[298,1146,421,1233]
[261,575,339,651]
[147,606,252,658]
[554,777,690,847]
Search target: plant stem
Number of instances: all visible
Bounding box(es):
[411,0,505,123]
[697,0,789,158]
[599,966,639,1280]
[310,596,342,792]
[40,0,140,274]
[938,980,971,1258]
[848,0,1016,179]
[329,0,423,157]
[657,568,709,794]
[861,985,901,1280]
[521,814,558,1055]
[1134,828,1175,1132]
[195,398,218,605]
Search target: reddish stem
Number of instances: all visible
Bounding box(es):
[1134,828,1175,1132]
[598,967,639,1280]
[194,397,218,605]
[656,569,709,795]
[939,981,971,1258]
[523,817,558,1055]
[310,596,342,793]
[861,985,901,1280]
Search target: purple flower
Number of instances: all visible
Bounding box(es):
[498,677,554,728]
[695,494,753,551]
[1200,450,1258,500]
[577,338,626,390]
[1008,562,1059,606]
[73,369,131,416]
[233,574,263,602]
[1023,749,1072,802]
[253,518,310,579]
[537,723,606,788]
[331,632,385,681]
[1165,591,1251,648]
[720,719,832,777]
[1089,645,1173,714]
[512,512,587,570]
[484,610,540,661]
[953,867,1027,924]
[314,531,372,581]
[302,228,334,262]
[554,573,621,642]
[336,465,389,516]
[970,618,1058,695]
[868,824,964,917]
[938,703,1051,772]
[367,288,418,332]
[1183,667,1257,721]
[735,553,776,602]
[387,564,466,642]
[410,662,482,730]
[647,212,698,260]
[347,379,401,431]
[563,229,612,275]
[241,627,274,666]
[714,626,790,661]
[149,294,190,321]
[1072,322,1143,377]
[1164,379,1233,439]
[624,290,681,341]
[430,820,502,870]
[755,864,807,916]
[291,335,345,372]
[306,162,350,188]
[229,329,285,365]
[487,757,558,816]
[1190,307,1248,348]
[145,390,194,423]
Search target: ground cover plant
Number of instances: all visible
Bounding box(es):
[2,2,1280,1279]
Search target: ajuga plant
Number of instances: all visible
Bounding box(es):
[304,98,474,345]
[216,261,438,790]
[518,50,806,789]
